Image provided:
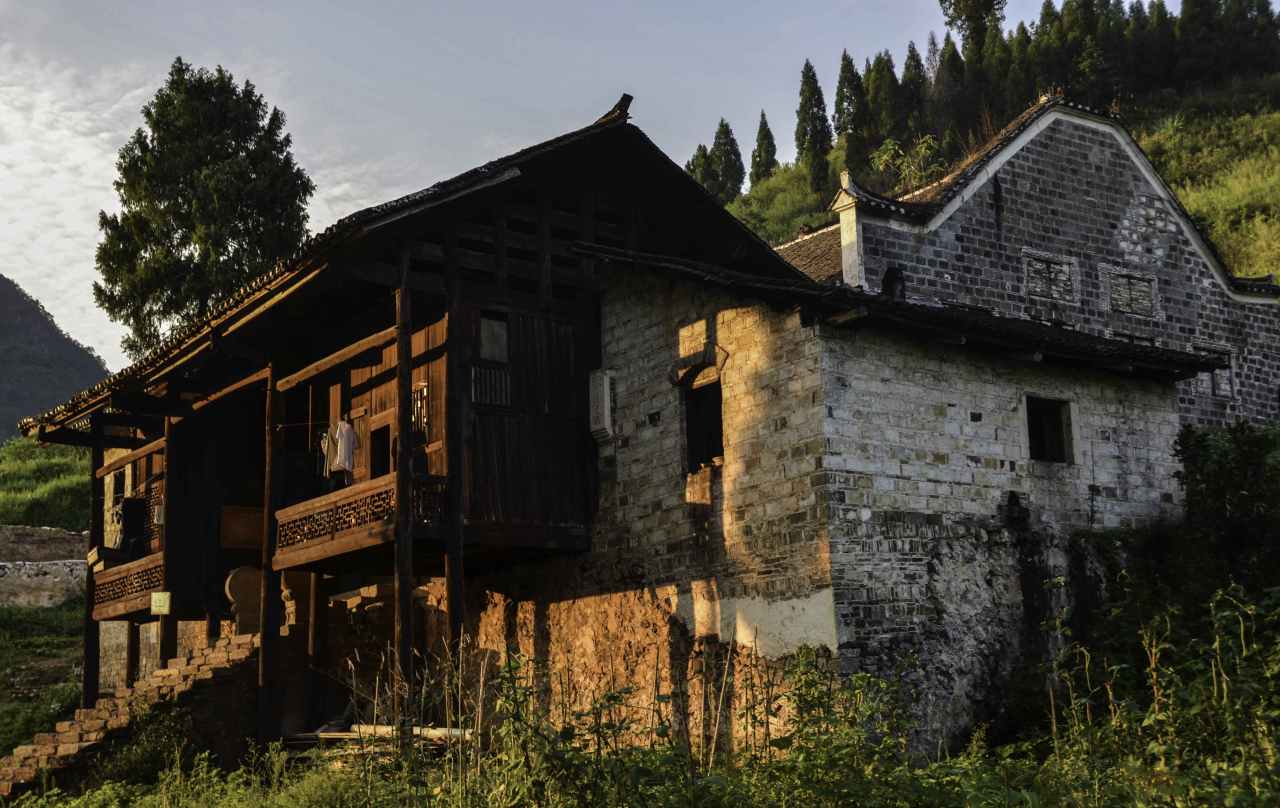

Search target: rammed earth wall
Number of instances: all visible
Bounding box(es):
[855,114,1280,427]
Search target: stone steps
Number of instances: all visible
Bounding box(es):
[0,633,259,799]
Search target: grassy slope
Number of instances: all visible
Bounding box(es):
[0,597,82,757]
[0,437,89,531]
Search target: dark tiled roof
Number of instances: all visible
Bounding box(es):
[774,225,842,284]
[20,97,639,435]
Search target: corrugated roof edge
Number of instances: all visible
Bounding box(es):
[19,95,639,436]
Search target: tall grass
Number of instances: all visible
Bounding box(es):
[0,597,82,757]
[0,437,89,531]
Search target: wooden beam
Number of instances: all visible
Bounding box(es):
[110,390,193,418]
[394,251,415,715]
[98,413,162,432]
[348,261,445,296]
[125,619,140,690]
[277,327,397,393]
[95,437,165,480]
[37,425,143,450]
[257,365,282,742]
[305,572,326,729]
[190,366,270,413]
[212,332,268,367]
[82,415,103,709]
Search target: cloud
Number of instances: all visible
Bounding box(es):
[0,43,146,372]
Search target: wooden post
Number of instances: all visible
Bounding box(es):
[157,417,178,668]
[257,366,282,741]
[394,252,415,715]
[444,252,467,652]
[125,619,140,690]
[83,413,104,708]
[305,572,326,728]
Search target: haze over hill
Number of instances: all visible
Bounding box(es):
[0,273,107,441]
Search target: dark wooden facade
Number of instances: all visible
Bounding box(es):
[21,97,804,727]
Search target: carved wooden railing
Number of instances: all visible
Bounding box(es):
[272,474,447,569]
[92,551,164,620]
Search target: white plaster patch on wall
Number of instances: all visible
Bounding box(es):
[667,582,838,656]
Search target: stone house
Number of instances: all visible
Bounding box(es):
[11,93,1277,776]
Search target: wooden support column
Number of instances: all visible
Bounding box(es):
[82,414,104,708]
[305,572,327,729]
[157,417,178,668]
[444,247,467,652]
[394,251,415,715]
[125,619,140,690]
[257,366,282,741]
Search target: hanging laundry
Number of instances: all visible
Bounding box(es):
[331,420,358,473]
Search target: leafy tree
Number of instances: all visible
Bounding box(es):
[708,119,746,204]
[938,0,1008,45]
[750,111,779,186]
[795,59,834,192]
[870,134,946,192]
[94,57,314,360]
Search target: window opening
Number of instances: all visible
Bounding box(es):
[685,379,724,472]
[479,313,509,363]
[1026,255,1073,301]
[1026,396,1073,463]
[111,470,126,500]
[370,425,392,479]
[1110,274,1155,317]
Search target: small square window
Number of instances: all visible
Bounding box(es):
[1110,274,1155,317]
[1026,396,1073,463]
[1026,256,1073,301]
[479,313,509,363]
[111,470,125,500]
[685,380,724,472]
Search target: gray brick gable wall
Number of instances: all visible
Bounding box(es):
[848,113,1280,427]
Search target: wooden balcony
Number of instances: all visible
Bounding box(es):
[91,551,164,621]
[272,474,447,571]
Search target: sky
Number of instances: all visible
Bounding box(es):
[0,0,1178,372]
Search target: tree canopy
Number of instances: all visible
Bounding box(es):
[94,57,314,360]
[750,111,779,186]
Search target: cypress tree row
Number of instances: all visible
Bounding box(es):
[689,0,1280,213]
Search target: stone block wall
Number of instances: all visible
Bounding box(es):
[856,113,1280,428]
[819,325,1181,740]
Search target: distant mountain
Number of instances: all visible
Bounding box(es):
[0,274,108,440]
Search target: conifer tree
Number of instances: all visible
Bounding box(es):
[1145,0,1178,89]
[865,51,902,143]
[707,119,746,204]
[938,0,1008,46]
[901,42,930,137]
[1006,23,1036,113]
[685,143,715,195]
[932,34,968,135]
[1030,0,1069,92]
[750,111,779,186]
[1176,0,1220,86]
[926,31,943,81]
[980,25,1011,124]
[1249,0,1280,75]
[833,50,867,138]
[795,59,834,193]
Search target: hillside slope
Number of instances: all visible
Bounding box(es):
[0,274,108,440]
[736,76,1280,284]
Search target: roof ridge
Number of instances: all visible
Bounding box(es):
[773,222,839,250]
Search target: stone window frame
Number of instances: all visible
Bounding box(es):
[1022,392,1081,465]
[1192,340,1237,400]
[1100,264,1162,320]
[1021,248,1081,306]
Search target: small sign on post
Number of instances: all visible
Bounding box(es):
[150,591,171,616]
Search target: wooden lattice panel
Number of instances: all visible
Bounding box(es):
[412,476,448,525]
[93,555,164,606]
[277,483,395,550]
[146,475,165,548]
